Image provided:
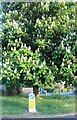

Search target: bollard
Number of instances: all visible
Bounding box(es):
[29,92,36,112]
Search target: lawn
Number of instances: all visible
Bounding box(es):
[0,94,75,115]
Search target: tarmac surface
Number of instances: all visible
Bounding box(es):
[1,113,77,120]
[40,92,75,96]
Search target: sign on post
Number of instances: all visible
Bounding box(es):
[29,93,36,112]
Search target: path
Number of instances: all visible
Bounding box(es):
[40,92,75,96]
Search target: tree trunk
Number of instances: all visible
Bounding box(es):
[16,85,21,95]
[33,85,39,97]
[16,80,21,95]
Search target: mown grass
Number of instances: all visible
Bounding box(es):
[0,94,75,115]
[36,95,75,115]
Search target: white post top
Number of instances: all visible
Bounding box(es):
[29,93,35,100]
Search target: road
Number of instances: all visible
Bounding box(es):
[1,114,77,120]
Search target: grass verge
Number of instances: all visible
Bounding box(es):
[0,94,75,115]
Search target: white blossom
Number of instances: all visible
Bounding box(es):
[3,63,6,67]
[21,54,24,60]
[11,47,13,51]
[6,61,9,64]
[4,47,6,50]
[35,50,37,53]
[61,41,64,49]
[61,81,65,85]
[13,20,18,29]
[66,34,69,40]
[41,2,43,5]
[15,39,17,43]
[49,17,51,21]
[0,62,2,66]
[37,48,40,52]
[62,62,64,66]
[8,66,11,70]
[52,62,54,65]
[4,70,7,74]
[27,71,29,75]
[24,56,27,60]
[10,62,12,64]
[36,19,41,24]
[30,57,32,60]
[21,43,23,48]
[48,40,50,44]
[49,70,51,74]
[75,40,77,45]
[48,26,51,29]
[63,58,65,62]
[39,64,43,69]
[14,69,17,73]
[7,19,10,24]
[19,38,21,42]
[68,64,70,69]
[33,72,35,79]
[28,57,32,62]
[40,35,41,38]
[42,16,45,20]
[33,60,35,64]
[51,21,55,27]
[1,69,3,74]
[28,46,31,50]
[36,61,39,64]
[25,28,26,32]
[24,44,27,48]
[73,32,76,35]
[43,60,46,65]
[66,46,71,53]
[45,28,47,32]
[39,65,42,69]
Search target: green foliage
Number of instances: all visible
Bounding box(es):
[2,39,54,90]
[1,2,77,95]
[63,88,67,92]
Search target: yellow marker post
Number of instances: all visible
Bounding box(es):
[29,93,36,112]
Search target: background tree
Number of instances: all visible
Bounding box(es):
[1,2,77,96]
